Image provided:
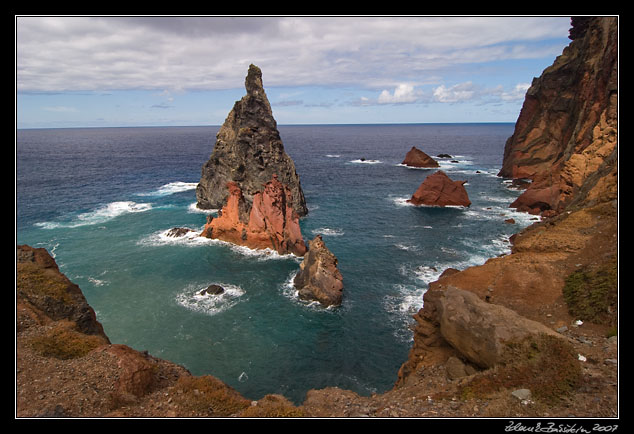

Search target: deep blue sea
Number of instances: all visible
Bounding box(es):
[16,123,537,404]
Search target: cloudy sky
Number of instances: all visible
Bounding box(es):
[16,16,573,128]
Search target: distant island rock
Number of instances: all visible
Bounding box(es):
[407,170,471,207]
[293,235,343,307]
[401,146,439,168]
[196,64,308,255]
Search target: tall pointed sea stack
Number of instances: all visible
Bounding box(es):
[197,64,308,256]
[196,64,308,218]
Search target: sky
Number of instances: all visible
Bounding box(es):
[15,16,575,128]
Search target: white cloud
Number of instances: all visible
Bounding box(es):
[378,84,421,104]
[16,16,571,93]
[433,82,476,103]
[500,83,531,101]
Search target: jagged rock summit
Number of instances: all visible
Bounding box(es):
[401,146,439,168]
[196,64,308,255]
[196,64,308,218]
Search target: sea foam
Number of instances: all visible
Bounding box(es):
[35,201,153,229]
[176,282,246,316]
[136,181,198,197]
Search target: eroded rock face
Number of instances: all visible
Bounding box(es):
[201,174,307,256]
[196,64,307,218]
[407,170,471,207]
[293,235,343,307]
[499,17,618,216]
[401,146,439,168]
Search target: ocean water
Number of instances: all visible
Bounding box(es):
[16,123,537,404]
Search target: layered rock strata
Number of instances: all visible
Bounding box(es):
[499,17,618,216]
[401,146,439,168]
[407,170,471,207]
[196,64,308,255]
[201,174,306,256]
[196,64,307,218]
[293,235,343,307]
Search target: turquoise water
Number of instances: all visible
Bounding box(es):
[16,123,536,404]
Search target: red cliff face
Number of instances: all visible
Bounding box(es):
[499,17,618,216]
[201,174,307,256]
[407,170,471,207]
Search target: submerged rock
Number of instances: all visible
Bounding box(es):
[293,235,343,307]
[401,146,439,168]
[199,284,225,296]
[407,170,471,207]
[165,227,196,238]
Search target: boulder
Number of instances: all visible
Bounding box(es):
[401,146,439,168]
[427,286,560,368]
[293,235,343,307]
[407,170,471,207]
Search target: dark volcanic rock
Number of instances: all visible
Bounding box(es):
[195,64,307,218]
[200,284,225,296]
[293,235,343,307]
[165,227,196,237]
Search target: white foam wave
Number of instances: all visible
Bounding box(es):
[391,196,414,207]
[396,163,437,170]
[325,154,341,158]
[312,227,344,236]
[188,202,219,214]
[349,159,382,164]
[138,228,301,261]
[35,201,153,229]
[394,243,419,252]
[176,282,245,316]
[384,284,426,316]
[137,181,198,197]
[138,227,207,247]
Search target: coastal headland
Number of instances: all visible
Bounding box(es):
[16,17,618,418]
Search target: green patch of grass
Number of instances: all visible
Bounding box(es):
[28,320,107,359]
[457,333,582,405]
[173,375,251,417]
[563,256,617,325]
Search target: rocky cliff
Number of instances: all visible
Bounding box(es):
[196,65,308,255]
[499,17,617,216]
[16,18,618,419]
[196,64,308,218]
